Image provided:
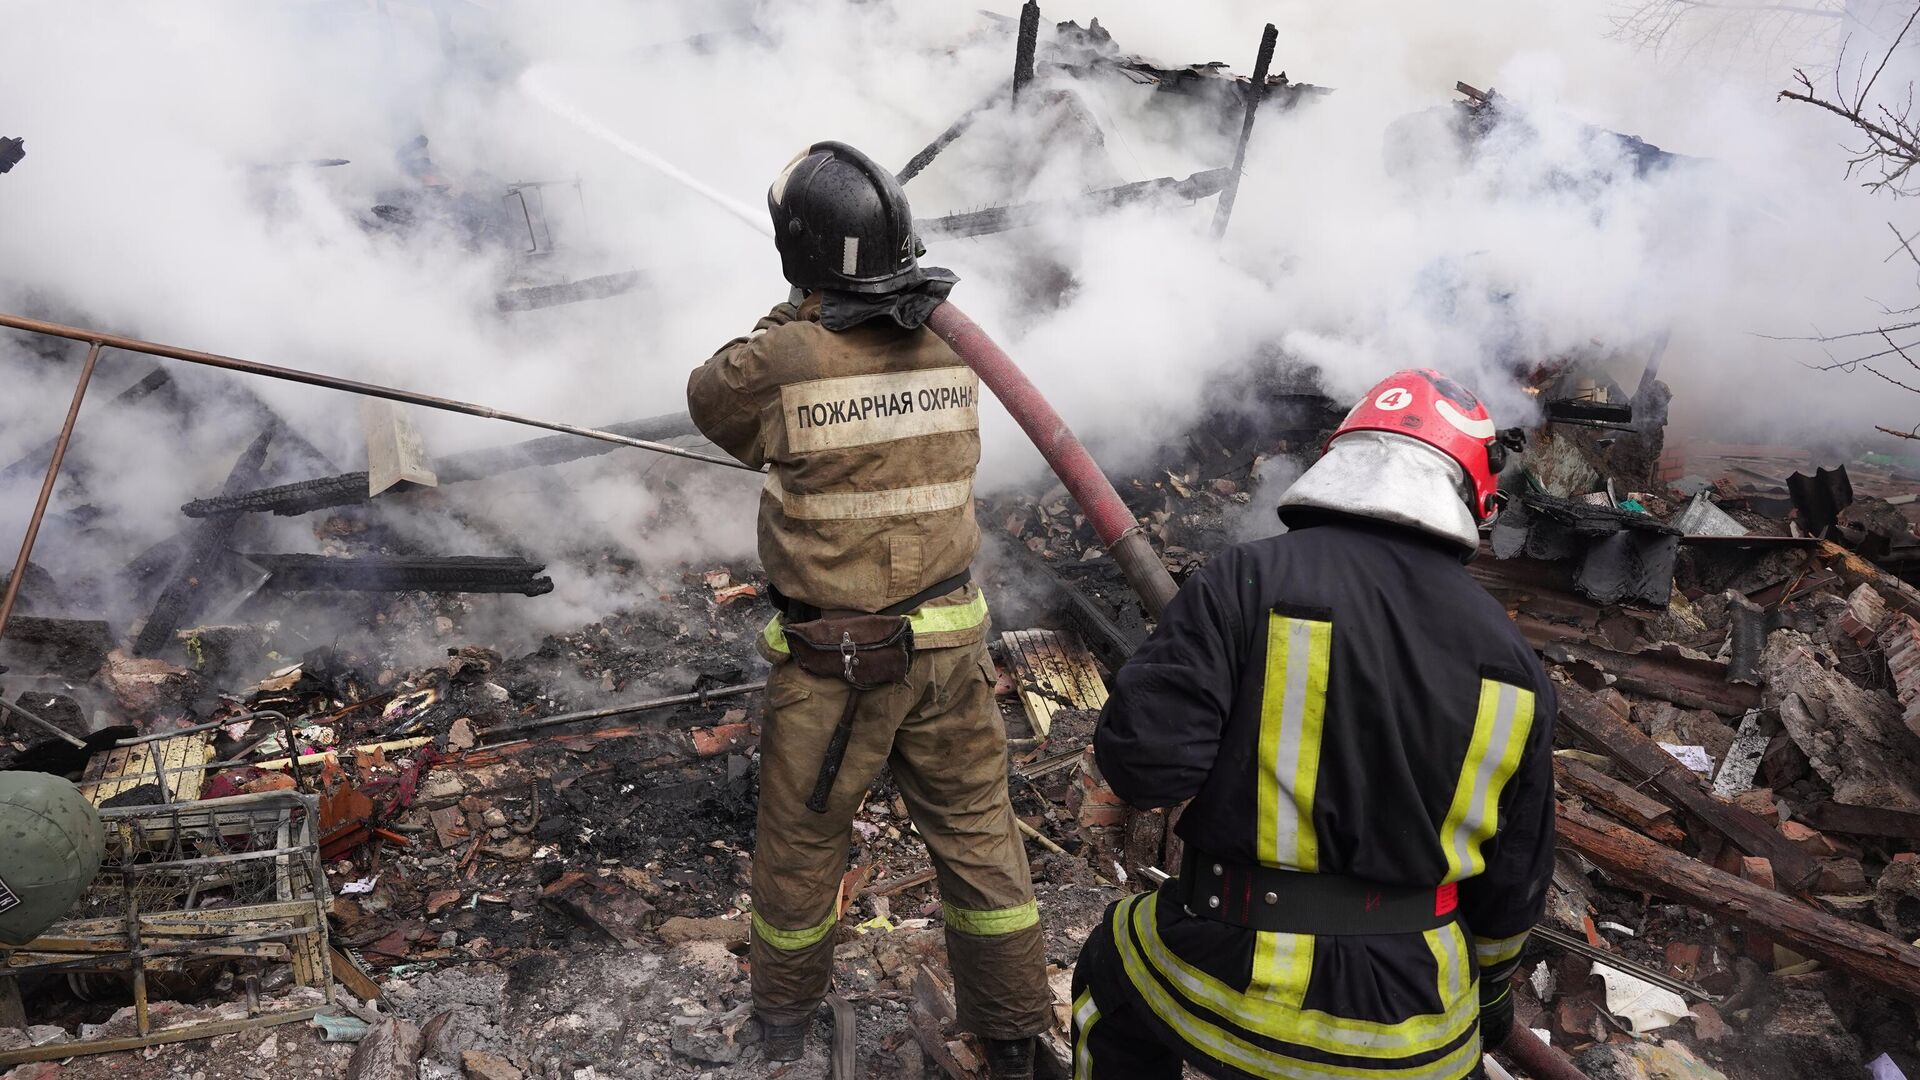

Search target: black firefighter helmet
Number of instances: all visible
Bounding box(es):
[768,141,925,295]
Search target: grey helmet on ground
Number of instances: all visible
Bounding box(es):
[0,771,104,946]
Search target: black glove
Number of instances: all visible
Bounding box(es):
[1479,978,1516,1049]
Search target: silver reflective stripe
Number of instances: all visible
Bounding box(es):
[764,472,972,521]
[842,236,860,276]
[1270,618,1316,867]
[1438,923,1466,1003]
[1072,991,1100,1080]
[1448,682,1519,876]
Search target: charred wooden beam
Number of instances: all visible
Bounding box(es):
[1558,805,1920,1001]
[1544,640,1758,717]
[1799,800,1920,843]
[918,168,1230,240]
[182,412,701,519]
[1556,685,1821,890]
[243,554,553,596]
[495,271,644,312]
[1210,22,1277,240]
[897,90,1003,185]
[133,431,274,657]
[183,473,371,519]
[1013,0,1041,101]
[1552,757,1686,845]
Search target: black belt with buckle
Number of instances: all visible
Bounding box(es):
[1175,846,1460,936]
[769,569,973,625]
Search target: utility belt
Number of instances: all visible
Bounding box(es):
[1176,846,1460,936]
[769,569,971,813]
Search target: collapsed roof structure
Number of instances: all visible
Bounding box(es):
[1,6,1918,1080]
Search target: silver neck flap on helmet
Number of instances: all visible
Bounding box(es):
[1274,429,1482,556]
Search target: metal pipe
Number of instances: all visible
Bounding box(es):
[0,341,101,643]
[483,679,767,740]
[1211,23,1277,240]
[925,304,1178,617]
[111,709,290,747]
[0,315,756,474]
[0,694,87,750]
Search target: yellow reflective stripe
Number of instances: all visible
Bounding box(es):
[751,908,837,951]
[1425,924,1469,1010]
[909,590,989,636]
[1439,679,1537,883]
[1125,892,1476,1057]
[760,593,987,658]
[942,898,1038,936]
[1112,896,1480,1079]
[1257,613,1332,871]
[1474,931,1529,970]
[1249,931,1313,1006]
[1072,988,1100,1080]
[765,471,973,521]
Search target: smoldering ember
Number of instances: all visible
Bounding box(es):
[11,3,1920,1080]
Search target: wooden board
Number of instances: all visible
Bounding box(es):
[999,629,1108,738]
[361,399,438,497]
[0,1005,322,1066]
[79,731,213,805]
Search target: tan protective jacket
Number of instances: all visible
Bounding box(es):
[687,296,986,651]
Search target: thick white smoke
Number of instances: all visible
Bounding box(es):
[0,0,1913,656]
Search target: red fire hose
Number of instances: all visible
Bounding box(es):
[927,303,1180,619]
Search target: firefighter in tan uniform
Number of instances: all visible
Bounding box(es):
[687,141,1049,1077]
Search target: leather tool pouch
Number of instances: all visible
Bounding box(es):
[782,615,914,690]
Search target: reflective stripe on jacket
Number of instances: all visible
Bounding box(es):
[688,295,983,637]
[1089,515,1556,1078]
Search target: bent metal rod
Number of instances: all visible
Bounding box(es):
[0,312,759,642]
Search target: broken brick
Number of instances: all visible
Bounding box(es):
[1878,614,1920,739]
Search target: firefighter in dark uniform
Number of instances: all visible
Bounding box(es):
[1069,369,1555,1080]
[687,142,1050,1078]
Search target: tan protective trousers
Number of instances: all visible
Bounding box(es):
[749,640,1051,1040]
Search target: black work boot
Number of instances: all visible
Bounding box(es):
[760,1017,807,1062]
[985,1036,1035,1080]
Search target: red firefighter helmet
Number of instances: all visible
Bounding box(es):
[1335,369,1504,519]
[1277,369,1512,556]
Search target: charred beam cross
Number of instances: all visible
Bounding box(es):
[132,430,274,657]
[918,169,1231,240]
[495,271,644,313]
[1559,806,1920,1002]
[242,554,553,596]
[0,368,173,487]
[1555,684,1822,890]
[183,412,702,519]
[1212,23,1278,240]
